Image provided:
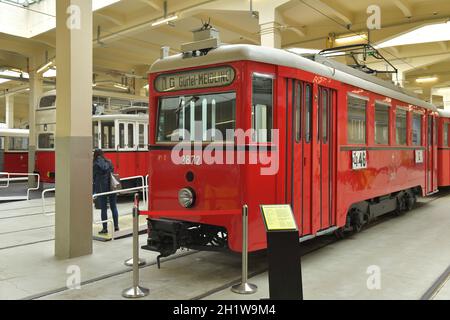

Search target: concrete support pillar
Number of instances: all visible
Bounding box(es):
[254,0,290,48]
[260,21,282,48]
[55,0,93,259]
[5,95,14,129]
[422,87,432,103]
[28,69,43,186]
[443,94,450,110]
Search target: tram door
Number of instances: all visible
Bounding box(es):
[427,115,436,194]
[289,80,335,235]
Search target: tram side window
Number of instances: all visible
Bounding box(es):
[305,84,313,143]
[444,123,449,147]
[119,123,125,148]
[39,95,56,109]
[101,122,115,149]
[93,122,99,149]
[295,82,302,143]
[321,89,328,143]
[128,123,134,148]
[38,133,55,149]
[396,108,407,145]
[252,75,273,143]
[375,103,390,145]
[138,124,146,148]
[347,95,367,144]
[412,113,422,146]
[8,137,28,150]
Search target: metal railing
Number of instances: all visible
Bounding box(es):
[42,188,55,216]
[41,175,148,216]
[0,172,40,200]
[119,175,147,208]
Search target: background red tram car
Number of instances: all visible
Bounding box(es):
[143,42,441,259]
[34,90,150,189]
[0,128,29,174]
[437,109,450,187]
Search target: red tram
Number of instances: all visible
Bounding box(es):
[35,90,150,188]
[142,39,441,258]
[0,128,29,174]
[437,110,450,187]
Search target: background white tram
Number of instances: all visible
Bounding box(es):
[34,90,149,185]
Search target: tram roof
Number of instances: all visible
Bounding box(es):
[150,44,437,112]
[0,128,29,137]
[40,89,148,101]
[437,109,450,118]
[92,114,148,121]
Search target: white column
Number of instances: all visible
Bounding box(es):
[254,0,290,48]
[55,0,93,259]
[5,95,14,128]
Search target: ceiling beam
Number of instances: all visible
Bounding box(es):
[439,41,448,51]
[95,10,127,26]
[301,0,353,28]
[139,0,163,11]
[393,0,413,18]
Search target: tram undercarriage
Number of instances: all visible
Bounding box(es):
[142,218,229,265]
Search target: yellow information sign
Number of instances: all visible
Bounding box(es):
[260,204,298,232]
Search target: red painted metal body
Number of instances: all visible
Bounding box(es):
[35,150,149,184]
[4,152,28,174]
[144,56,440,254]
[438,114,450,187]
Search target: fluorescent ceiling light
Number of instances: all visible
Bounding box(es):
[37,61,53,74]
[0,70,29,79]
[335,34,368,45]
[416,76,438,83]
[377,21,450,48]
[92,0,120,11]
[43,68,56,78]
[114,83,128,90]
[0,79,10,84]
[152,15,178,27]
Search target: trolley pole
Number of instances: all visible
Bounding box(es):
[231,204,257,294]
[122,194,149,298]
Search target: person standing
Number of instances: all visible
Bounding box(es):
[93,148,119,234]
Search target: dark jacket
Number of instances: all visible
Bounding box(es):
[93,157,114,194]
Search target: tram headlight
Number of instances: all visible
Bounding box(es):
[178,187,195,208]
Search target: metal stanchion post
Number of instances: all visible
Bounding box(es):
[231,204,257,294]
[124,192,146,267]
[122,194,149,298]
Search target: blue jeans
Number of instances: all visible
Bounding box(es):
[99,194,119,230]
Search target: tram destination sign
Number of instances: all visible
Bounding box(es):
[155,66,235,92]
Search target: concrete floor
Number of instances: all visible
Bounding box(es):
[1,190,450,300]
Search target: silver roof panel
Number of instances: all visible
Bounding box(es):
[150,44,437,112]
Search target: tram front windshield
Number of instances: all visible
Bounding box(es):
[157,92,236,143]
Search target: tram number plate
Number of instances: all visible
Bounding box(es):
[352,150,367,170]
[415,150,424,164]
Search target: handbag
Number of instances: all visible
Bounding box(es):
[110,172,122,191]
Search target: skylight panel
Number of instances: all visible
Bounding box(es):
[377,21,450,48]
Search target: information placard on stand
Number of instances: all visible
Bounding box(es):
[260,204,303,300]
